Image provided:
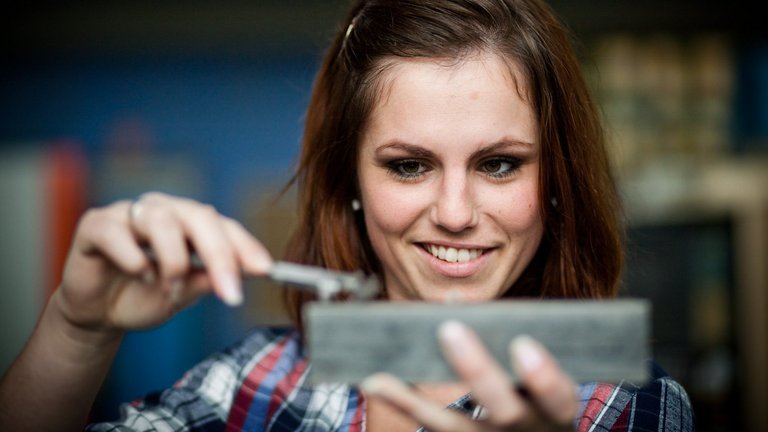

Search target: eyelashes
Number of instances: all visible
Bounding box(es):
[385,159,428,179]
[384,156,524,181]
[479,157,522,178]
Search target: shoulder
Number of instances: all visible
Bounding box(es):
[576,362,695,432]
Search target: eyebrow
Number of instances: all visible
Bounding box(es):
[374,142,436,158]
[374,139,536,158]
[473,140,536,159]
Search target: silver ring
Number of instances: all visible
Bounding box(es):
[129,199,144,226]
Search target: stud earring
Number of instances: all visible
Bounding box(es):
[351,199,361,211]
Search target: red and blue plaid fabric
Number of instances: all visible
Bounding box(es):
[87,328,693,431]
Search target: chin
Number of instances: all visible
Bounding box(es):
[416,284,501,303]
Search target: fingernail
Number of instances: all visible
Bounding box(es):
[254,253,275,273]
[215,272,242,306]
[242,252,273,275]
[510,335,544,374]
[438,320,468,357]
[256,255,274,274]
[359,375,384,395]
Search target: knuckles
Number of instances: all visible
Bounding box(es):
[78,204,127,240]
[195,203,220,221]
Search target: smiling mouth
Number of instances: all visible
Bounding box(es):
[420,243,486,263]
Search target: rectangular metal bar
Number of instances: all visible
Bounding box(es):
[305,299,650,385]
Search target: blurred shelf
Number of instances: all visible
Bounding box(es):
[621,155,768,432]
[622,155,768,226]
[548,0,764,38]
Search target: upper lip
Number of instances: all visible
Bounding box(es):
[417,241,493,250]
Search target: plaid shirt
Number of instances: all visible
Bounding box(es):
[87,327,694,431]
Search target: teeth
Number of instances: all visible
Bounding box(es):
[457,249,470,262]
[425,244,482,263]
[445,248,457,262]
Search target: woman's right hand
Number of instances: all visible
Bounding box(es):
[0,191,273,430]
[54,192,273,333]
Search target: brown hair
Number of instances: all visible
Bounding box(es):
[282,0,623,327]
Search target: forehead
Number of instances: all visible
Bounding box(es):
[371,51,531,111]
[362,52,537,147]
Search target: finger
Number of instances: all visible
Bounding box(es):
[509,335,579,425]
[438,320,533,426]
[221,217,273,275]
[74,203,151,276]
[360,373,481,432]
[135,203,191,286]
[173,200,242,306]
[129,193,242,305]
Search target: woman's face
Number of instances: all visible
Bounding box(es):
[357,52,543,302]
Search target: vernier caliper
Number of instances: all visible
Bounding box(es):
[141,246,380,301]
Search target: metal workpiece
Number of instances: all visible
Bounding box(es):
[305,299,650,385]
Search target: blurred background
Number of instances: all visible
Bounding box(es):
[0,1,765,431]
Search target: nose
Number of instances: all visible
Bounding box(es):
[429,170,479,232]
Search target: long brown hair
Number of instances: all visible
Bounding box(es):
[282,0,623,327]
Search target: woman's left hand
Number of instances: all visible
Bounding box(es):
[361,321,579,431]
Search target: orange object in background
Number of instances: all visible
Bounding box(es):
[44,141,88,297]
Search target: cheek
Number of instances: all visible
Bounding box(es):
[484,180,543,237]
[361,182,425,236]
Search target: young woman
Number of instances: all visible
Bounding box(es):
[0,1,693,431]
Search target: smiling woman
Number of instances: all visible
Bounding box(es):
[284,0,624,318]
[0,1,692,431]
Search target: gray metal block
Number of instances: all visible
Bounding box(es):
[305,299,650,385]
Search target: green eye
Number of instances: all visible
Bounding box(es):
[399,161,423,174]
[480,157,521,178]
[386,159,428,179]
[483,160,504,173]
